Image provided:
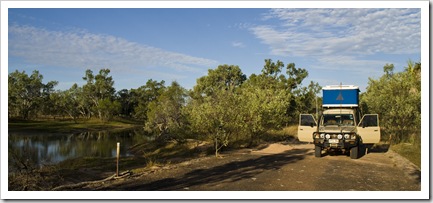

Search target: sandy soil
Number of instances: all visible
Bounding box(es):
[64,142,420,192]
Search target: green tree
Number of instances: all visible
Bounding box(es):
[383,63,395,78]
[44,90,64,119]
[116,89,135,117]
[247,59,311,125]
[239,82,290,146]
[8,70,57,119]
[286,62,309,90]
[132,79,166,120]
[188,65,246,156]
[255,59,286,90]
[361,61,421,143]
[40,81,60,118]
[192,64,246,97]
[81,69,116,120]
[262,59,284,79]
[71,83,91,119]
[188,89,241,157]
[97,98,121,121]
[287,81,321,123]
[58,84,82,123]
[144,81,189,141]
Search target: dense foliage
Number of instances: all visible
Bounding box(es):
[360,61,421,144]
[8,70,58,120]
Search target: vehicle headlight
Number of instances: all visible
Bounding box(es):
[351,134,357,139]
[320,133,325,138]
[314,133,319,139]
[344,134,350,139]
[325,134,331,139]
[337,134,343,139]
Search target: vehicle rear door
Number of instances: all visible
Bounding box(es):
[297,114,317,143]
[357,114,381,144]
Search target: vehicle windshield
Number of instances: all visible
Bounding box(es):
[322,114,354,126]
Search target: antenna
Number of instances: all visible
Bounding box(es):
[339,82,343,107]
[339,82,342,132]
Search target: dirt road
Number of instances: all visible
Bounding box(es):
[82,143,421,191]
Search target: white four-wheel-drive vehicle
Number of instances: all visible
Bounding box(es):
[297,85,381,159]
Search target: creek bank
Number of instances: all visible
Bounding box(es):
[8,118,143,134]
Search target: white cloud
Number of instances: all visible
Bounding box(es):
[231,41,245,48]
[312,55,388,75]
[252,8,421,57]
[249,8,420,80]
[8,25,218,73]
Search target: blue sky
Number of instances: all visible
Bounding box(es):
[7,5,422,92]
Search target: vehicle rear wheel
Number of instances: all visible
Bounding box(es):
[350,146,359,159]
[315,145,322,157]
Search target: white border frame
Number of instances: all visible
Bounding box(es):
[1,0,429,200]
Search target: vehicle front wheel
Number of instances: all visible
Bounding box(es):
[315,145,322,157]
[350,146,359,159]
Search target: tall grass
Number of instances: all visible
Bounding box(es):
[264,125,298,142]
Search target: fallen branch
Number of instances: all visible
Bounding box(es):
[52,170,132,191]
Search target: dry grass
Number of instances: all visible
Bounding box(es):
[391,142,421,169]
[263,125,298,142]
[284,125,298,137]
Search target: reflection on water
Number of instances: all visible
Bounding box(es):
[8,128,152,168]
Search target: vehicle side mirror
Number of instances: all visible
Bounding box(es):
[362,122,366,128]
[310,123,314,128]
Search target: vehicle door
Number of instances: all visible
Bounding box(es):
[297,114,317,143]
[357,114,381,144]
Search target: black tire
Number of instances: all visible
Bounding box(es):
[315,145,322,157]
[350,146,359,159]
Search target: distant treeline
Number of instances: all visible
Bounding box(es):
[8,59,421,154]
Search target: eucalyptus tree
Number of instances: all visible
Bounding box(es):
[56,84,82,122]
[8,70,58,119]
[44,90,63,119]
[81,69,117,120]
[40,81,60,118]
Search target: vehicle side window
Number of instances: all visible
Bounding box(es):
[361,115,378,127]
[300,114,316,126]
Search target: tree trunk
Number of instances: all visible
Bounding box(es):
[215,137,218,157]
